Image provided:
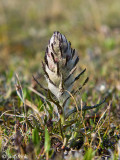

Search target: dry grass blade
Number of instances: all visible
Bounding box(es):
[15,73,24,103]
[51,134,63,141]
[25,99,44,117]
[15,73,27,130]
[65,90,78,113]
[2,114,25,118]
[28,86,49,102]
[25,99,45,129]
[0,110,14,118]
[95,102,111,133]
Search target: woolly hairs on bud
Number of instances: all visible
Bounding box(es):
[43,31,80,113]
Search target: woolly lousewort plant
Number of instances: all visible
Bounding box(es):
[42,31,106,121]
[43,31,82,116]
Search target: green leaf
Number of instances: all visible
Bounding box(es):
[82,92,87,102]
[32,128,40,145]
[83,148,95,160]
[44,126,50,153]
[103,38,115,50]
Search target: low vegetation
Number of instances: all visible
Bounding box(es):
[0,0,120,159]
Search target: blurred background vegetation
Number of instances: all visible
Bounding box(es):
[0,0,120,97]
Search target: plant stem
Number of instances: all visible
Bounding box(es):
[59,117,64,140]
